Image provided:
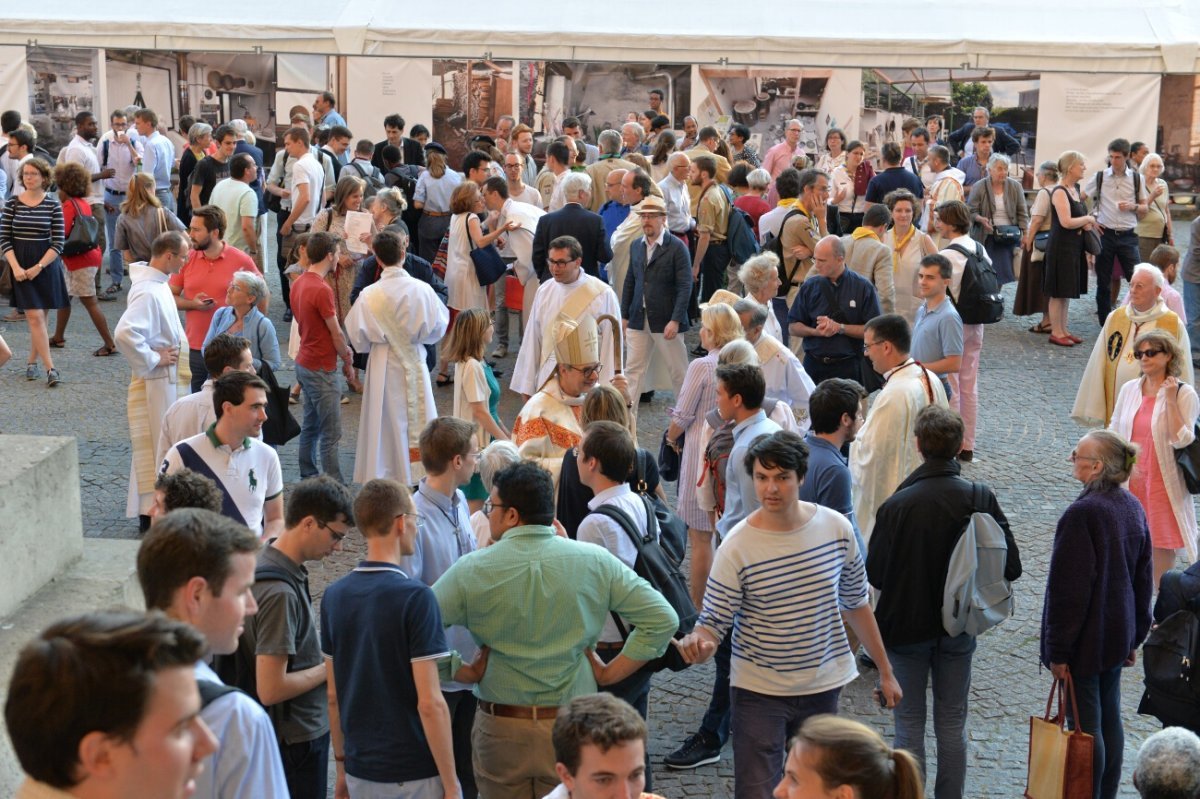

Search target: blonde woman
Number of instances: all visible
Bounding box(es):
[114,172,186,265]
[1137,153,1173,262]
[413,144,462,260]
[1043,150,1097,345]
[447,308,509,512]
[775,716,924,799]
[884,188,937,324]
[666,303,744,609]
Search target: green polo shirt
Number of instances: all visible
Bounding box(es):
[432,524,677,706]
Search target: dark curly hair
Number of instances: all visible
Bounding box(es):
[53,162,91,200]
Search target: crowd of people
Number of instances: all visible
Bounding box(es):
[3,91,1200,799]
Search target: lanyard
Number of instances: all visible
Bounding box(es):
[420,486,466,559]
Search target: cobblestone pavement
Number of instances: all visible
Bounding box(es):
[3,221,1192,798]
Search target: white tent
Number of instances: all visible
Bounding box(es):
[3,0,1198,73]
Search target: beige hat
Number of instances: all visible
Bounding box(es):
[634,195,667,215]
[700,289,741,310]
[552,314,600,366]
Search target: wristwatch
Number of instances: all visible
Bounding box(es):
[838,323,845,335]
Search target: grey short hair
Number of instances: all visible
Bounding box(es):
[738,252,781,295]
[561,172,591,202]
[717,339,759,366]
[478,440,521,492]
[1082,430,1139,491]
[668,152,691,169]
[1133,262,1166,289]
[987,153,1011,172]
[188,122,213,146]
[622,122,643,141]
[375,187,408,218]
[1135,727,1200,799]
[232,270,268,303]
[598,130,622,155]
[746,168,771,190]
[973,106,989,118]
[1141,153,1165,173]
[733,297,769,329]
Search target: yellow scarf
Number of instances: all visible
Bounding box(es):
[850,227,880,242]
[890,225,916,272]
[777,197,805,210]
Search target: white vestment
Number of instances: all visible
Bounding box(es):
[850,359,949,544]
[345,268,449,485]
[498,198,545,322]
[513,375,585,489]
[115,262,187,517]
[511,273,621,396]
[755,333,816,434]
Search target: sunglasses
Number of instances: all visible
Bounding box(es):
[1133,348,1165,360]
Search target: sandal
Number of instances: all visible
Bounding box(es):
[49,338,66,348]
[93,345,117,357]
[436,373,453,387]
[1028,321,1052,334]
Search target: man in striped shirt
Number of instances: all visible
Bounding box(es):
[674,430,901,799]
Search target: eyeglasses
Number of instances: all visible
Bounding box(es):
[1133,348,1165,360]
[396,512,427,530]
[548,258,577,267]
[315,519,349,543]
[504,162,522,169]
[1069,451,1101,463]
[483,499,508,514]
[863,340,883,351]
[564,363,602,378]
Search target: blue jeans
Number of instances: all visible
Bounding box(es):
[295,363,343,483]
[188,348,208,394]
[1094,228,1139,323]
[731,685,840,799]
[155,188,176,215]
[1184,280,1200,368]
[599,646,654,790]
[699,630,732,746]
[1067,666,1124,799]
[103,189,124,287]
[278,731,329,799]
[888,634,977,799]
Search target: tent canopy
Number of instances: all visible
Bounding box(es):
[5,0,1198,73]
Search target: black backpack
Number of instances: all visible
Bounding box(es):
[346,160,384,199]
[762,209,804,297]
[1138,586,1200,731]
[946,242,1004,325]
[592,495,698,673]
[210,560,312,703]
[719,184,760,267]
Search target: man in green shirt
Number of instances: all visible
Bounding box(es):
[433,460,677,799]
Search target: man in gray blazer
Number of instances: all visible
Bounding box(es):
[842,203,896,314]
[621,195,693,406]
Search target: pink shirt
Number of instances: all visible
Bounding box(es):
[762,141,806,180]
[169,243,259,349]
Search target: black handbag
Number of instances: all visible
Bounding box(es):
[992,224,1022,247]
[257,360,301,446]
[1082,227,1102,256]
[467,221,507,287]
[62,198,101,256]
[1174,386,1200,494]
[1034,231,1050,252]
[658,428,683,483]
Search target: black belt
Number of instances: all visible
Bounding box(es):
[106,189,125,196]
[1105,227,1134,235]
[812,354,856,364]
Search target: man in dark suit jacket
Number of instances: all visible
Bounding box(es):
[947,107,1019,157]
[531,172,612,282]
[620,195,692,401]
[370,113,425,170]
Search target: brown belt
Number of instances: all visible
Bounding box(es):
[423,210,449,217]
[594,641,624,652]
[478,700,559,720]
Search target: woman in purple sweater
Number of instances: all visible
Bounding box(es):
[1042,430,1153,799]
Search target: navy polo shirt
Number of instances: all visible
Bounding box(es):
[865,167,924,204]
[798,433,860,539]
[788,268,881,359]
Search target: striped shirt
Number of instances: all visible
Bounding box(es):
[699,505,868,696]
[0,196,64,255]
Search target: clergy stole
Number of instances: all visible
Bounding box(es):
[538,279,607,372]
[364,286,429,482]
[1102,307,1181,422]
[128,342,191,495]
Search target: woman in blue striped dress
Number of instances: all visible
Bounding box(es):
[2,157,67,386]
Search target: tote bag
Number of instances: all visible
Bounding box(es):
[1025,674,1094,799]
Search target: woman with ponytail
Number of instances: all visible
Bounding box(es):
[775,715,923,799]
[1041,430,1153,799]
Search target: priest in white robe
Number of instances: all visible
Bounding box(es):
[345,230,449,485]
[851,314,949,545]
[114,232,191,522]
[513,314,604,488]
[1072,264,1193,428]
[492,185,545,322]
[734,297,816,433]
[511,234,626,400]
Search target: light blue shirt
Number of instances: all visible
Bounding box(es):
[717,410,782,538]
[0,167,7,200]
[143,131,175,192]
[414,170,463,213]
[194,660,288,799]
[319,109,347,129]
[912,298,963,397]
[202,306,282,371]
[401,479,479,691]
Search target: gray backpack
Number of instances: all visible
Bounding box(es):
[942,482,1013,637]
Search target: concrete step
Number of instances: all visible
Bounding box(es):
[0,538,143,793]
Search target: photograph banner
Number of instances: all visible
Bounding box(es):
[346,57,433,149]
[519,62,689,139]
[1036,73,1159,180]
[434,59,514,168]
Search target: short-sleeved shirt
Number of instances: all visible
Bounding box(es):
[788,268,881,359]
[291,271,339,371]
[290,153,325,226]
[799,434,858,535]
[191,155,231,207]
[168,243,259,349]
[865,167,924,204]
[160,425,283,537]
[696,184,730,242]
[911,298,964,394]
[320,562,449,784]
[244,545,327,744]
[209,179,258,252]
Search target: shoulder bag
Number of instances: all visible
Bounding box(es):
[62,198,101,256]
[466,217,507,287]
[1025,674,1093,799]
[1173,384,1200,494]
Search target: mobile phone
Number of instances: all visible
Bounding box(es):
[874,680,887,708]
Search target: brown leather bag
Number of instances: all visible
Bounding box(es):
[1025,674,1094,799]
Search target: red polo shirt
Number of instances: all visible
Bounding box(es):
[168,242,259,349]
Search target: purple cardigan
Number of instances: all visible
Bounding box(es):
[1040,487,1153,677]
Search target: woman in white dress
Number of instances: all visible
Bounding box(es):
[883,188,936,325]
[447,308,510,513]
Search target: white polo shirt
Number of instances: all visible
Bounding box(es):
[161,424,282,537]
